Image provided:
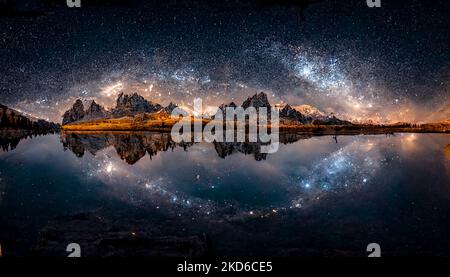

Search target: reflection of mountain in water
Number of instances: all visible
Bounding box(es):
[0,132,24,152]
[214,133,312,161]
[61,132,194,165]
[445,144,450,160]
[0,129,57,152]
[61,132,312,164]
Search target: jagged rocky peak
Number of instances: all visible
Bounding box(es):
[62,99,85,125]
[280,104,310,124]
[211,102,237,119]
[242,92,271,111]
[218,102,237,111]
[280,104,294,114]
[113,92,162,116]
[164,102,178,114]
[84,100,107,120]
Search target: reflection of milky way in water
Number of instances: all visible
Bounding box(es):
[1,132,450,256]
[445,144,450,160]
[59,132,399,218]
[445,144,450,175]
[288,140,386,209]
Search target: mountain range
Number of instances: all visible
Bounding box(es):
[62,91,352,126]
[62,93,172,125]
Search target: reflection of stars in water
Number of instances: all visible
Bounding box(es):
[105,162,113,173]
[404,134,417,143]
[289,138,384,209]
[74,136,399,220]
[0,172,5,204]
[398,133,420,152]
[80,151,218,215]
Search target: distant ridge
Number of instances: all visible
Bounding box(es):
[61,91,449,134]
[0,103,59,132]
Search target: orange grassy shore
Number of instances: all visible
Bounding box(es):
[61,114,450,135]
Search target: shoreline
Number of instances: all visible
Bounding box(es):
[61,117,450,135]
[61,120,450,135]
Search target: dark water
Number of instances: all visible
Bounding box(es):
[0,132,449,256]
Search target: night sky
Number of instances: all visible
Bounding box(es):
[1,0,449,123]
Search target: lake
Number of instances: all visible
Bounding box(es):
[0,132,449,256]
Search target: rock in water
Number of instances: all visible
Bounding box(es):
[62,99,85,125]
[35,212,212,257]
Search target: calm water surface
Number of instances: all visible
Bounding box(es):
[0,132,449,256]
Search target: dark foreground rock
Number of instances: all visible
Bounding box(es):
[35,212,212,257]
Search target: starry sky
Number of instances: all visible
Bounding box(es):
[1,0,449,123]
